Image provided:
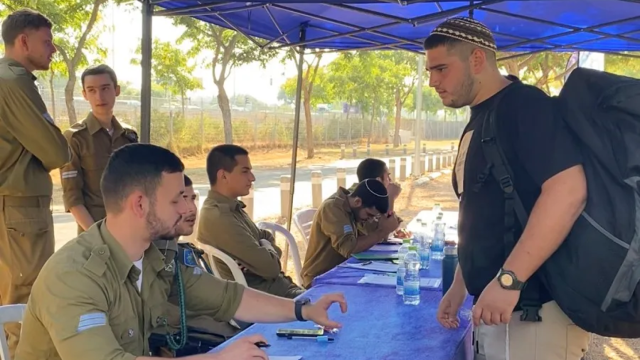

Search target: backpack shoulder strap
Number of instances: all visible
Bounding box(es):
[480,86,542,322]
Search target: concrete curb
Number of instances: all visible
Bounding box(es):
[414,169,452,186]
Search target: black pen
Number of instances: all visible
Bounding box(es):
[254,341,271,348]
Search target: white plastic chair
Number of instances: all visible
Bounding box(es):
[0,304,26,360]
[293,208,317,246]
[196,241,248,287]
[256,221,304,286]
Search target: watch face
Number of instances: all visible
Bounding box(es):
[500,273,514,287]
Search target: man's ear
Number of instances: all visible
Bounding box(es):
[353,197,362,207]
[128,190,147,218]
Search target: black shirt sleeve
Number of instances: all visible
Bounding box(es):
[506,86,583,187]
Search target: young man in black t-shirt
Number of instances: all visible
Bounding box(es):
[423,17,590,360]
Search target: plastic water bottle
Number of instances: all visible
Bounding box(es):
[432,203,442,216]
[396,239,411,295]
[403,245,421,305]
[418,223,431,269]
[442,241,459,295]
[431,216,445,260]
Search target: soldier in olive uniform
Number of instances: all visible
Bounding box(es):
[0,9,70,357]
[198,145,305,298]
[60,64,138,234]
[152,174,241,356]
[15,143,347,360]
[348,158,403,237]
[301,179,400,288]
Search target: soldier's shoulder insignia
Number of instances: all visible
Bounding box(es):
[182,248,198,268]
[123,127,138,143]
[67,122,87,134]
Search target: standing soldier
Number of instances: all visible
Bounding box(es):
[59,64,138,234]
[0,8,70,357]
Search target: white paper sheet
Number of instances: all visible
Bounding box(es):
[369,244,401,252]
[270,357,302,360]
[358,274,442,288]
[339,262,398,273]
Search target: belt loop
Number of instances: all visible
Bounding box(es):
[0,195,4,211]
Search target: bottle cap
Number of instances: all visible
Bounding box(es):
[403,239,411,244]
[444,245,458,256]
[408,245,418,251]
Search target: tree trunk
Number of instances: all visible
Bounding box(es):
[393,88,402,148]
[49,72,56,122]
[181,92,186,119]
[216,84,233,144]
[368,106,375,145]
[303,87,314,159]
[64,71,78,125]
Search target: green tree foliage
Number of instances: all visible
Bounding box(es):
[132,39,203,119]
[1,0,127,125]
[280,50,327,159]
[605,54,640,78]
[173,17,277,144]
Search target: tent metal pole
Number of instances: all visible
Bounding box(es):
[154,2,231,16]
[413,55,425,177]
[140,0,153,143]
[287,25,307,232]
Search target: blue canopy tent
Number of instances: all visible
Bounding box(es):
[137,0,640,236]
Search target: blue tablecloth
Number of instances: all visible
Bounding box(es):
[312,251,443,289]
[212,283,474,360]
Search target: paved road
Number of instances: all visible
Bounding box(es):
[53,154,426,249]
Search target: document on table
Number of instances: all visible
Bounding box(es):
[270,357,302,360]
[358,274,442,288]
[369,244,401,252]
[339,261,398,273]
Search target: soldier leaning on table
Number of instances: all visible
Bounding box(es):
[60,64,138,235]
[423,17,590,360]
[0,9,70,358]
[15,143,348,360]
[301,179,400,288]
[348,158,403,238]
[197,144,305,299]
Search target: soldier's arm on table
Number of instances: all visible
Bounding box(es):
[180,266,299,324]
[35,267,138,360]
[60,133,94,230]
[0,77,69,169]
[320,207,386,256]
[204,214,282,279]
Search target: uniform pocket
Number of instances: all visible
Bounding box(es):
[4,206,51,234]
[565,324,590,360]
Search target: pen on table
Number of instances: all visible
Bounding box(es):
[287,335,334,342]
[254,341,271,348]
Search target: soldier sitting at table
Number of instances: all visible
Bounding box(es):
[349,158,403,238]
[151,174,242,356]
[301,179,400,288]
[198,144,305,298]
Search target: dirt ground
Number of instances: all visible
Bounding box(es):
[271,173,639,360]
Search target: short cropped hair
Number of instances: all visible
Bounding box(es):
[206,144,249,185]
[81,64,119,88]
[423,34,496,63]
[184,174,193,187]
[357,158,387,182]
[101,144,184,213]
[1,9,53,46]
[351,179,389,214]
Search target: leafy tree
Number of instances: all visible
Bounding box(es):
[41,53,67,121]
[406,85,442,114]
[132,39,203,118]
[498,52,574,93]
[605,54,640,78]
[1,0,126,125]
[280,50,327,159]
[173,18,277,144]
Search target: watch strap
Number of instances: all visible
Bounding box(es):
[295,298,310,321]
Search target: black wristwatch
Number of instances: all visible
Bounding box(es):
[295,297,311,322]
[496,268,525,290]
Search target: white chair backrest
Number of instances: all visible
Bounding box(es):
[196,241,248,287]
[256,222,303,286]
[0,304,26,360]
[293,208,317,246]
[180,190,201,244]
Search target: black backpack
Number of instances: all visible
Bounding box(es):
[483,67,640,338]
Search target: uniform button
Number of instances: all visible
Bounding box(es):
[156,316,162,324]
[98,250,105,255]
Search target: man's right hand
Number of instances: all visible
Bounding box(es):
[205,334,269,359]
[436,282,467,329]
[379,213,400,234]
[387,182,402,200]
